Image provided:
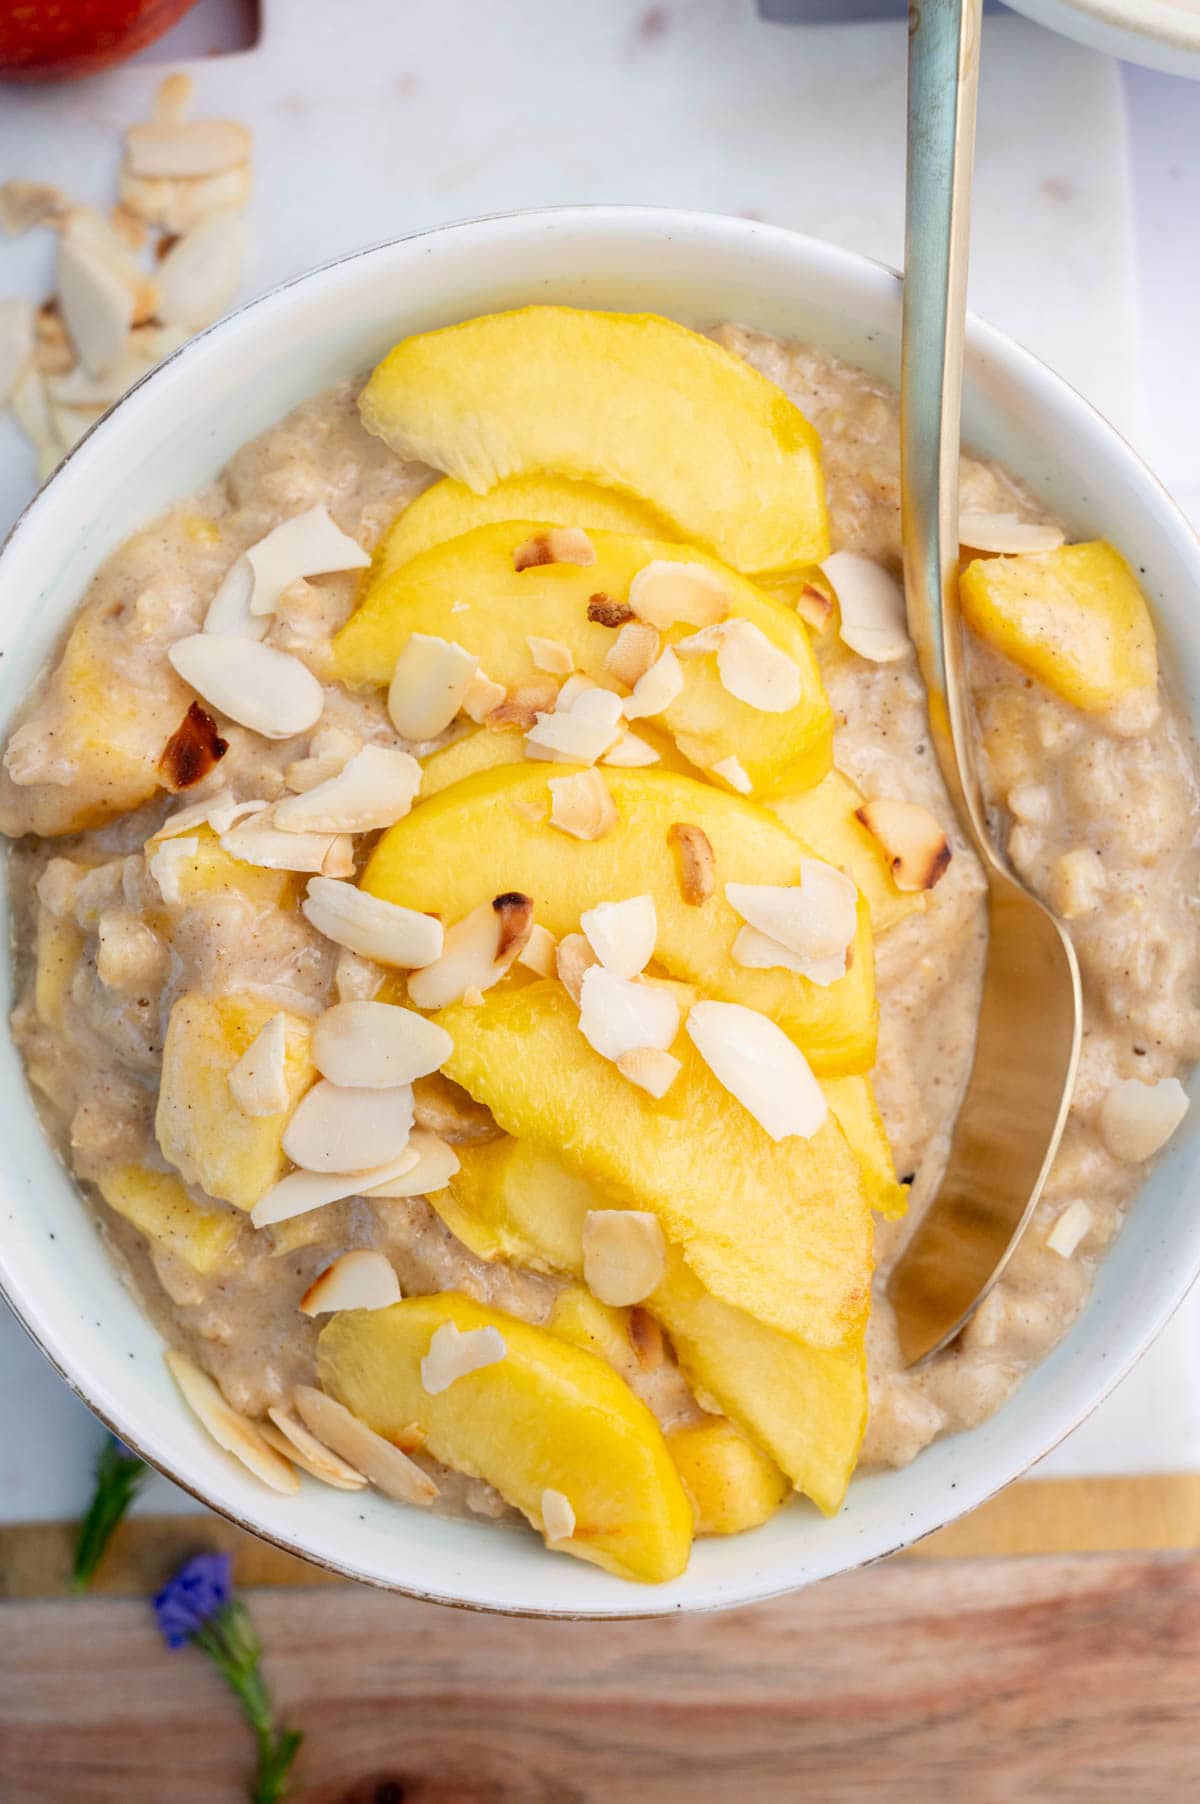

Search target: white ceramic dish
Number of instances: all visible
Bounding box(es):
[1,207,1198,1618]
[1008,0,1200,78]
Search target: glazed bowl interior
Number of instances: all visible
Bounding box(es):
[2,208,1198,1618]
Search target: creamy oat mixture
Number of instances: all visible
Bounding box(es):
[3,321,1197,1532]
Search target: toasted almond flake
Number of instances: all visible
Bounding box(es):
[362,1128,461,1197]
[629,1306,664,1370]
[148,835,199,904]
[731,923,848,987]
[518,921,558,977]
[335,948,385,1003]
[604,620,661,690]
[513,527,595,571]
[794,582,835,632]
[461,669,506,724]
[603,730,660,768]
[580,895,657,979]
[406,893,533,1010]
[165,1349,299,1494]
[273,744,420,836]
[578,965,680,1062]
[125,118,253,179]
[229,1013,289,1116]
[822,551,910,663]
[686,999,827,1141]
[1046,1200,1093,1259]
[526,635,574,675]
[1098,1077,1189,1164]
[250,1146,421,1228]
[154,793,230,840]
[959,512,1066,555]
[0,179,69,236]
[159,700,228,791]
[716,620,802,713]
[587,593,634,628]
[582,1209,667,1306]
[855,797,951,891]
[710,754,752,795]
[169,633,324,740]
[420,1320,507,1394]
[153,71,194,124]
[616,1046,682,1098]
[282,1078,414,1175]
[299,1248,402,1316]
[629,559,729,630]
[727,864,857,964]
[156,207,246,330]
[668,822,715,906]
[525,705,620,766]
[0,297,34,404]
[261,1411,367,1490]
[485,673,561,733]
[220,812,339,873]
[293,1385,438,1505]
[622,646,684,721]
[388,633,477,741]
[313,1000,452,1089]
[555,931,597,1004]
[243,505,370,620]
[57,234,133,379]
[549,769,618,841]
[541,1487,576,1542]
[302,877,444,968]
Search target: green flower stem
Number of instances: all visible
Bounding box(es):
[71,1439,149,1592]
[194,1601,303,1804]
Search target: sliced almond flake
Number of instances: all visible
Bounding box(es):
[165,1349,299,1494]
[335,948,385,1003]
[580,895,657,979]
[854,797,951,891]
[603,620,660,690]
[33,306,74,376]
[822,550,911,664]
[420,1320,507,1394]
[602,730,660,768]
[567,686,623,729]
[0,297,35,404]
[526,635,574,675]
[716,620,802,713]
[250,1145,422,1228]
[56,234,133,379]
[582,1209,667,1306]
[794,583,834,633]
[710,754,752,795]
[298,1248,402,1316]
[629,559,729,630]
[168,633,325,740]
[485,673,560,733]
[407,893,533,1010]
[313,1000,452,1089]
[388,633,477,741]
[549,769,618,841]
[157,207,246,330]
[557,673,596,709]
[229,1012,289,1116]
[261,1411,367,1491]
[285,723,362,793]
[323,836,356,879]
[513,527,595,571]
[148,835,199,905]
[555,931,597,1004]
[1046,1200,1093,1259]
[0,179,69,236]
[220,811,339,873]
[10,364,60,478]
[293,1385,438,1505]
[203,557,260,639]
[616,1046,682,1098]
[461,669,506,724]
[282,1077,414,1175]
[668,822,715,906]
[959,512,1066,556]
[726,864,857,963]
[125,118,253,179]
[302,876,444,968]
[518,921,558,978]
[1098,1077,1189,1164]
[153,792,231,840]
[686,999,828,1142]
[578,965,680,1063]
[208,795,270,836]
[622,646,683,722]
[119,163,252,235]
[274,744,420,836]
[541,1488,576,1542]
[461,986,485,1007]
[62,205,159,322]
[362,1128,461,1197]
[153,71,195,124]
[243,505,370,620]
[524,706,620,766]
[673,621,730,658]
[731,923,847,987]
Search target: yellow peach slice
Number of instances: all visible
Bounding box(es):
[667,1418,790,1535]
[97,1163,242,1275]
[824,1075,907,1220]
[34,911,84,1029]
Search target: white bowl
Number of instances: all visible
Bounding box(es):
[2,208,1198,1618]
[1008,0,1200,77]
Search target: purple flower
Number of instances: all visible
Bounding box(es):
[154,1551,233,1649]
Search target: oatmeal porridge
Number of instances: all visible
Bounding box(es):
[2,306,1195,1584]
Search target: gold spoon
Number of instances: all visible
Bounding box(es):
[887,0,1083,1365]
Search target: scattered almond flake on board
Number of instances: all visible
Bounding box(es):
[603,730,660,768]
[250,1145,421,1228]
[526,635,574,675]
[156,208,246,330]
[388,633,477,740]
[362,1128,461,1197]
[219,811,339,874]
[282,1077,415,1175]
[165,1349,299,1494]
[541,1488,576,1542]
[124,118,253,180]
[261,1410,367,1491]
[518,921,557,978]
[730,923,847,987]
[119,163,251,235]
[616,1046,681,1098]
[461,669,506,724]
[274,744,420,834]
[555,931,597,1004]
[686,999,827,1142]
[629,560,729,630]
[582,1209,667,1306]
[1046,1200,1093,1259]
[168,633,325,740]
[292,1385,438,1505]
[407,892,533,1010]
[1,180,69,236]
[854,797,951,891]
[727,864,857,964]
[959,512,1066,556]
[244,505,370,619]
[335,948,385,1003]
[312,999,453,1089]
[302,876,444,968]
[420,1320,507,1395]
[604,620,660,690]
[148,835,199,905]
[549,769,618,841]
[1098,1077,1189,1164]
[578,965,680,1063]
[153,71,194,124]
[580,894,657,978]
[587,593,634,627]
[716,620,802,713]
[513,527,595,571]
[668,822,715,906]
[299,1248,402,1316]
[62,207,161,324]
[710,754,752,795]
[228,1012,289,1116]
[822,550,911,663]
[0,297,35,403]
[34,303,74,376]
[622,646,684,721]
[56,234,133,378]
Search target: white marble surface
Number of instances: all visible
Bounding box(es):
[0,1,1195,1524]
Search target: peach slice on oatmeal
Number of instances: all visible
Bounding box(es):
[770,768,926,936]
[357,306,830,575]
[97,1163,241,1274]
[667,1418,791,1536]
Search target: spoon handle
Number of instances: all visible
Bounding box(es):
[900,0,988,856]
